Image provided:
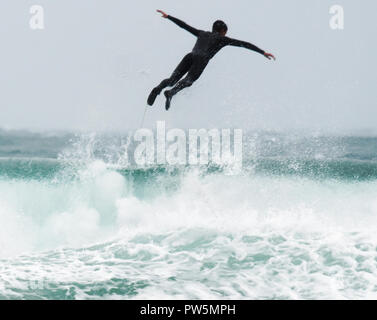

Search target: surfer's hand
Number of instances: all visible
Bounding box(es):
[264,52,276,61]
[157,10,168,18]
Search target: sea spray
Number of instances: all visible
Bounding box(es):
[1,131,377,299]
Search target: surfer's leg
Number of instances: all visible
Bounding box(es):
[164,59,208,110]
[147,54,193,106]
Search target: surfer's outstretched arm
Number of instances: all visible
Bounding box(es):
[157,10,201,37]
[225,37,276,60]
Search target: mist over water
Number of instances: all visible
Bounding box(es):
[0,131,377,299]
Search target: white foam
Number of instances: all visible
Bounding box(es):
[2,158,377,298]
[2,160,377,257]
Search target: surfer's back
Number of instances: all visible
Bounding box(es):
[191,31,228,60]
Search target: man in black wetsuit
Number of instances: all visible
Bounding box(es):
[148,10,276,110]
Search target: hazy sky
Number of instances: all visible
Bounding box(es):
[0,1,376,133]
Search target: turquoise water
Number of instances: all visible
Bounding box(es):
[1,130,377,299]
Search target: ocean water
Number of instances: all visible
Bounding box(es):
[1,129,377,300]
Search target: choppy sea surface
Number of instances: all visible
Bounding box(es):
[1,129,377,299]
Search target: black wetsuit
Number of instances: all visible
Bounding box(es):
[148,15,266,109]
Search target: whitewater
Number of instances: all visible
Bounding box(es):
[1,130,377,299]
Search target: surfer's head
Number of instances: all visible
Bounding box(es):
[212,20,228,35]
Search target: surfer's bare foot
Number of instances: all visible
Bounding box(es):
[164,90,172,111]
[147,87,160,106]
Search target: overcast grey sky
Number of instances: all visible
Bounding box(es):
[0,1,376,133]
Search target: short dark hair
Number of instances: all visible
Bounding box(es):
[212,20,228,33]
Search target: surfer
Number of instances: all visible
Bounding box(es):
[148,10,276,110]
